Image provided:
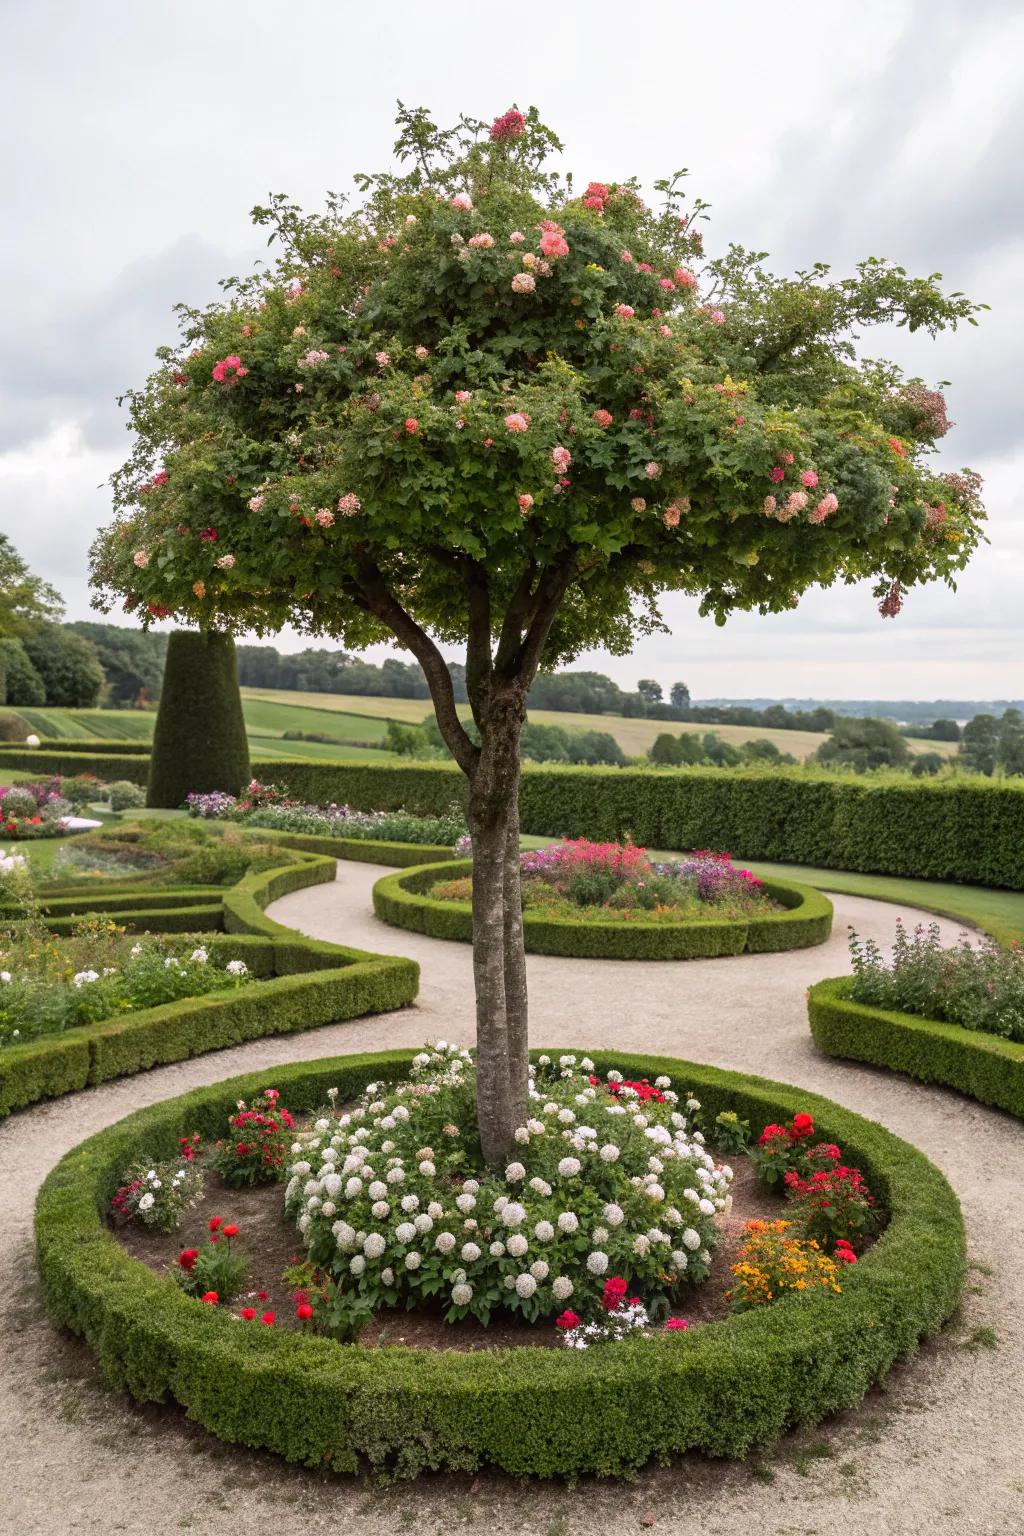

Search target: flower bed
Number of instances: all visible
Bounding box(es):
[187,779,467,849]
[1,780,76,840]
[849,919,1024,1040]
[374,847,833,960]
[808,974,1024,1120]
[35,1047,965,1478]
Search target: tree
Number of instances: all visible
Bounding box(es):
[637,678,663,705]
[22,625,104,707]
[0,638,46,706]
[90,104,985,1163]
[960,713,999,776]
[147,631,251,807]
[815,716,912,772]
[669,680,690,710]
[649,731,685,765]
[68,621,168,705]
[928,717,961,742]
[997,708,1024,777]
[911,751,944,777]
[0,534,63,639]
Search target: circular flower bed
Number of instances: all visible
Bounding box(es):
[374,843,833,959]
[36,1047,964,1478]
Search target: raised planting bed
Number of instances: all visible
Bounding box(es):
[35,1046,965,1479]
[808,974,1024,1120]
[373,855,833,960]
[0,851,418,1119]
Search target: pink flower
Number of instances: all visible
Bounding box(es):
[769,466,786,483]
[785,490,808,516]
[375,351,390,368]
[801,470,819,487]
[451,192,473,212]
[132,549,149,568]
[337,493,362,515]
[247,494,264,512]
[404,417,420,434]
[518,493,534,513]
[490,108,526,141]
[763,495,778,516]
[455,390,472,403]
[783,452,795,465]
[551,445,571,473]
[211,354,243,383]
[511,272,536,294]
[509,231,526,244]
[215,554,236,570]
[414,345,430,359]
[621,249,633,263]
[644,461,661,479]
[809,492,839,523]
[659,277,676,291]
[468,232,495,249]
[708,309,725,325]
[614,304,635,319]
[663,504,682,528]
[537,222,569,259]
[665,1318,689,1331]
[674,268,697,289]
[315,508,335,527]
[659,324,673,337]
[637,262,653,273]
[879,579,903,617]
[504,412,530,434]
[152,470,169,487]
[592,409,614,429]
[630,497,647,513]
[298,348,329,368]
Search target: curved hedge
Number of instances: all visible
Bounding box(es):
[808,975,1024,1120]
[243,827,454,869]
[0,853,418,1120]
[373,859,833,960]
[35,1046,965,1479]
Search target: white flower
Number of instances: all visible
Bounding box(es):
[395,1222,416,1244]
[534,1220,555,1242]
[400,1193,420,1212]
[633,1235,651,1258]
[557,1212,579,1234]
[514,1127,531,1144]
[645,1184,665,1202]
[552,1276,573,1301]
[322,1173,342,1197]
[404,1251,421,1270]
[500,1201,526,1229]
[461,1242,481,1263]
[350,1255,366,1277]
[333,1221,357,1249]
[557,1157,581,1178]
[592,1226,609,1245]
[0,972,10,984]
[419,1160,436,1177]
[586,1251,609,1275]
[190,947,208,963]
[381,1268,394,1286]
[599,1143,620,1163]
[225,959,248,976]
[321,1202,336,1217]
[557,1108,576,1125]
[514,1273,537,1298]
[137,1193,155,1212]
[529,1260,549,1281]
[505,1162,526,1182]
[452,1282,473,1306]
[671,1250,689,1271]
[462,1179,480,1195]
[698,1198,716,1216]
[435,1231,456,1254]
[682,1228,702,1251]
[344,1177,363,1198]
[368,1181,387,1200]
[371,1200,389,1219]
[72,970,99,987]
[386,1167,405,1185]
[602,1203,625,1227]
[414,1213,433,1234]
[489,1241,506,1257]
[364,1233,387,1259]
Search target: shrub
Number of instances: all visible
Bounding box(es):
[212,1089,296,1186]
[0,712,27,743]
[1,786,40,820]
[60,774,106,810]
[108,779,147,811]
[111,1155,205,1232]
[849,919,1024,1040]
[147,631,250,808]
[176,1218,250,1302]
[782,1165,880,1252]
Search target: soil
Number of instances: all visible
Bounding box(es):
[115,1135,803,1346]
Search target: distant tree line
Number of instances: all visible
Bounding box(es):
[0,535,106,713]
[386,714,627,767]
[648,731,797,769]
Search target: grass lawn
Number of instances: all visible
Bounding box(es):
[518,834,1024,946]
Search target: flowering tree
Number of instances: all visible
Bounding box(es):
[91,104,986,1163]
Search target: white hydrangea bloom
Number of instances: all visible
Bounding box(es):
[500,1202,526,1229]
[368,1181,387,1200]
[672,1250,688,1270]
[529,1177,552,1197]
[455,1193,476,1213]
[514,1127,531,1144]
[534,1220,555,1242]
[505,1162,526,1182]
[698,1198,716,1216]
[515,1273,537,1298]
[321,1201,336,1217]
[344,1177,363,1198]
[529,1260,549,1281]
[506,1233,528,1258]
[461,1242,481,1263]
[386,1167,405,1185]
[419,1161,436,1177]
[452,1282,473,1306]
[489,1241,506,1257]
[557,1212,579,1234]
[586,1251,609,1275]
[381,1268,394,1285]
[322,1172,342,1198]
[603,1203,624,1227]
[364,1233,387,1259]
[552,1276,573,1300]
[682,1228,701,1251]
[558,1157,581,1178]
[405,1251,421,1270]
[414,1213,434,1234]
[435,1231,456,1254]
[395,1222,416,1244]
[646,1183,665,1202]
[371,1200,390,1219]
[350,1255,366,1276]
[400,1193,420,1212]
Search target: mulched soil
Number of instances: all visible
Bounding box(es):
[114,1135,788,1349]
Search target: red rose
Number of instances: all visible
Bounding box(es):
[601,1276,628,1311]
[295,1303,314,1321]
[791,1113,814,1139]
[208,1215,222,1232]
[239,1307,257,1320]
[222,1224,239,1238]
[555,1310,581,1330]
[201,1291,219,1305]
[178,1248,199,1271]
[260,1311,275,1326]
[257,1290,269,1302]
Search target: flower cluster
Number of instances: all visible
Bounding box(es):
[176,1216,249,1303]
[110,1155,205,1232]
[186,785,467,849]
[211,1089,295,1187]
[284,1046,730,1329]
[0,782,72,841]
[727,1219,842,1311]
[0,844,33,921]
[849,919,1024,1042]
[783,1165,879,1250]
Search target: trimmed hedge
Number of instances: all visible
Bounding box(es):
[9,737,153,756]
[35,1046,965,1479]
[373,860,833,960]
[0,747,149,782]
[808,975,1024,1120]
[247,759,1024,892]
[244,828,455,868]
[148,632,250,807]
[0,854,418,1119]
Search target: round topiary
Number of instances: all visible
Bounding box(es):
[108,779,147,812]
[147,631,250,808]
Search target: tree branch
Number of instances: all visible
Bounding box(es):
[350,563,480,776]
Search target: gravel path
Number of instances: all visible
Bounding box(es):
[3,864,1020,1536]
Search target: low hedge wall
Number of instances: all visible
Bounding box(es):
[0,855,418,1120]
[242,827,454,868]
[808,975,1024,1120]
[0,747,150,782]
[34,1046,965,1480]
[373,860,833,960]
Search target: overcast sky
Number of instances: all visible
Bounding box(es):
[1,0,1020,700]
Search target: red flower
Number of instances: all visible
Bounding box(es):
[257,1290,269,1302]
[208,1215,222,1232]
[239,1307,257,1320]
[295,1302,314,1321]
[601,1276,628,1311]
[790,1113,814,1139]
[178,1248,199,1271]
[555,1310,581,1330]
[664,1317,689,1331]
[260,1311,276,1326]
[222,1224,239,1238]
[758,1124,788,1146]
[201,1291,219,1305]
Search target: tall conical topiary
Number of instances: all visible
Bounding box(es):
[147,630,250,808]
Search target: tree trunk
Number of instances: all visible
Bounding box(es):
[466,694,528,1166]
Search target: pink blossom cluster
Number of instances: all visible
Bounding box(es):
[551,445,571,473]
[336,493,362,515]
[537,219,569,259]
[490,108,526,141]
[211,354,247,384]
[297,349,329,368]
[505,412,530,434]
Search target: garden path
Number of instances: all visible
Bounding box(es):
[2,863,1019,1536]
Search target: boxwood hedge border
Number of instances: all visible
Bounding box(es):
[34,1045,965,1480]
[372,859,833,960]
[0,852,418,1120]
[808,975,1024,1120]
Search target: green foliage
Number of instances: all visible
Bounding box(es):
[0,534,63,639]
[91,106,983,663]
[808,976,1024,1121]
[22,626,105,708]
[34,1046,966,1479]
[147,631,250,808]
[373,860,831,959]
[0,637,46,707]
[649,729,794,769]
[108,779,147,811]
[814,716,912,772]
[66,621,168,706]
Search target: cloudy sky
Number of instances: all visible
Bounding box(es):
[2,0,1019,700]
